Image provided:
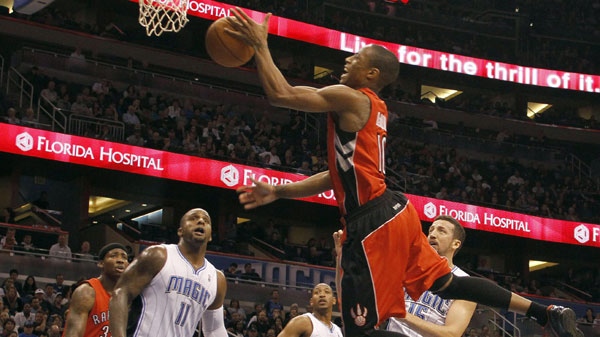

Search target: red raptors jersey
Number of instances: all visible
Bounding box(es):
[63,278,111,337]
[327,88,388,215]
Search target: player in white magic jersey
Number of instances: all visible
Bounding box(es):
[278,283,343,337]
[386,215,477,337]
[109,208,228,337]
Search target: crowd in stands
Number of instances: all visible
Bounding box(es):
[2,66,598,224]
[0,270,82,337]
[1,3,600,332]
[16,0,599,77]
[1,263,599,337]
[5,0,598,133]
[0,225,112,263]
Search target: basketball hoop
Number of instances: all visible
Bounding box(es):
[138,0,189,37]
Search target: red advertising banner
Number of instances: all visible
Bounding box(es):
[407,194,600,248]
[0,125,337,206]
[130,0,600,93]
[1,125,598,247]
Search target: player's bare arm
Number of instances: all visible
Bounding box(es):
[62,283,95,337]
[225,8,368,119]
[332,229,343,301]
[277,314,312,337]
[109,245,167,337]
[237,171,332,210]
[400,299,477,337]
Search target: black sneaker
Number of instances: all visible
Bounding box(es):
[546,305,584,337]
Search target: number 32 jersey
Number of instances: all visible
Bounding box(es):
[133,244,218,337]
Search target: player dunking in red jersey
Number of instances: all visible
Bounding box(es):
[62,243,129,337]
[228,7,582,337]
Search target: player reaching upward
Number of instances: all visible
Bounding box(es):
[227,7,582,337]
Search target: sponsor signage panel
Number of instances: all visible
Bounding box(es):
[408,194,600,248]
[2,125,598,247]
[130,0,600,93]
[1,125,337,206]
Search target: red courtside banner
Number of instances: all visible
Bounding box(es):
[1,124,598,247]
[130,0,600,93]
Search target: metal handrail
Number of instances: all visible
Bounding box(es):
[37,95,67,133]
[6,66,34,109]
[68,113,125,142]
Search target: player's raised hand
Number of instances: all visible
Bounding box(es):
[236,178,278,210]
[225,7,271,50]
[333,229,343,258]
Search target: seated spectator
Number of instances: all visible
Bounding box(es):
[6,269,22,294]
[39,81,58,105]
[16,235,36,255]
[4,108,20,125]
[47,295,66,318]
[29,297,45,315]
[223,263,240,279]
[264,290,283,319]
[0,229,17,251]
[284,303,299,326]
[17,320,36,337]
[31,313,47,337]
[227,299,247,322]
[239,263,261,282]
[13,303,35,329]
[41,285,56,306]
[2,286,23,315]
[48,235,71,262]
[48,275,66,296]
[246,303,263,327]
[126,126,146,147]
[74,241,94,261]
[21,276,37,299]
[2,317,18,337]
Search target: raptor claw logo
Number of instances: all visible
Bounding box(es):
[350,303,368,327]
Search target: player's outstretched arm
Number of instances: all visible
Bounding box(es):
[62,283,95,337]
[109,245,166,337]
[332,229,343,302]
[236,172,332,210]
[225,8,361,114]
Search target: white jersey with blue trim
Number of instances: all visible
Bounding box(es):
[387,266,469,337]
[133,244,218,337]
[305,313,344,337]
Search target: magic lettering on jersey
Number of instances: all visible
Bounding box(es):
[405,291,452,319]
[166,276,212,310]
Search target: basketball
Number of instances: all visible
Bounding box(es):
[205,17,255,68]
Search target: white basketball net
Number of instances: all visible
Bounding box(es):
[138,0,189,37]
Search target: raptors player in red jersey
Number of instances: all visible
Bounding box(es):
[62,243,129,337]
[228,7,582,337]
